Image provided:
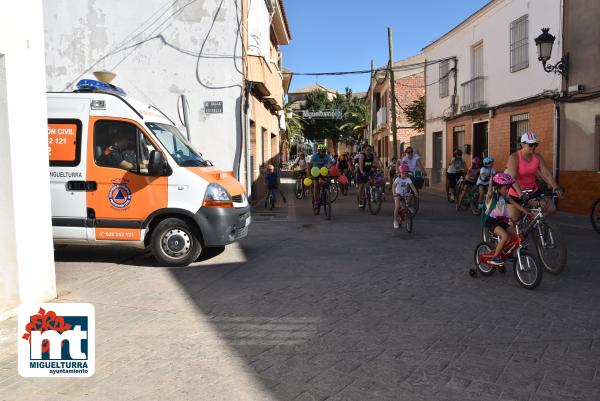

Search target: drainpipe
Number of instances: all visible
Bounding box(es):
[554,99,560,182]
[245,81,253,198]
[179,95,192,141]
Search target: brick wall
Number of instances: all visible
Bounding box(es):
[558,171,600,214]
[445,99,555,172]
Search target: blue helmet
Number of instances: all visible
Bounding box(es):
[483,156,494,166]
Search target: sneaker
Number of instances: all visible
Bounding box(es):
[393,220,400,229]
[488,255,505,266]
[358,202,364,208]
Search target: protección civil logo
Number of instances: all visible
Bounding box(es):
[18,303,95,377]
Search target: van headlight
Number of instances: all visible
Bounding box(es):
[203,183,233,208]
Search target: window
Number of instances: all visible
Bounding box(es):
[439,60,449,98]
[510,15,529,72]
[48,119,82,166]
[146,122,207,167]
[453,126,465,152]
[510,113,530,153]
[94,120,157,174]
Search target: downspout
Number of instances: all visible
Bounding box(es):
[554,99,560,181]
[245,81,253,198]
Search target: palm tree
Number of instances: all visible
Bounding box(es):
[339,103,369,139]
[280,101,304,160]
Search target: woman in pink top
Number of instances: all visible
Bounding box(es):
[506,132,564,220]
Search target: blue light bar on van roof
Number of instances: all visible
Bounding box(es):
[76,79,127,96]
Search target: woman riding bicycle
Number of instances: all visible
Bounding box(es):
[357,144,380,208]
[506,132,564,221]
[337,153,352,182]
[446,148,466,202]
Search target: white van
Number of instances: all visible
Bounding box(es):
[47,78,250,266]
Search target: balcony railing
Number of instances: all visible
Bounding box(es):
[376,107,387,129]
[460,76,486,112]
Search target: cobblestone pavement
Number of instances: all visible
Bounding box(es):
[1,183,599,401]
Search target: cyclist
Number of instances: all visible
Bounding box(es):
[477,156,496,211]
[446,149,466,202]
[482,172,531,266]
[308,144,332,208]
[291,152,308,181]
[506,132,564,220]
[357,145,380,208]
[393,164,418,229]
[265,164,287,207]
[456,156,481,211]
[399,146,424,175]
[336,153,352,182]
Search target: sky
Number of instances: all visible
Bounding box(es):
[283,0,490,94]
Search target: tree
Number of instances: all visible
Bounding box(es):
[339,102,369,138]
[281,101,304,159]
[404,96,425,132]
[301,89,339,144]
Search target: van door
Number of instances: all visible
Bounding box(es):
[48,105,88,240]
[86,117,168,242]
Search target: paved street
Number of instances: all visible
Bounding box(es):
[1,181,599,401]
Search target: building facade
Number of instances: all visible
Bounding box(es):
[368,54,425,170]
[423,0,562,187]
[557,0,600,214]
[43,0,291,202]
[1,3,56,318]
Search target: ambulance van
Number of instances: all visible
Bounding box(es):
[47,77,250,266]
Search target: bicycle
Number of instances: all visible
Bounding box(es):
[483,192,566,275]
[472,217,543,290]
[407,171,424,216]
[313,175,332,220]
[294,171,308,199]
[359,178,382,215]
[397,194,414,233]
[456,181,481,216]
[591,197,600,234]
[447,172,465,203]
[266,189,276,211]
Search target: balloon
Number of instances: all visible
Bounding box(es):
[303,177,313,187]
[311,167,320,177]
[320,166,329,176]
[329,166,339,177]
[338,175,348,185]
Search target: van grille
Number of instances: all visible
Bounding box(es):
[232,194,244,203]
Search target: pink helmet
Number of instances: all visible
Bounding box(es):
[472,157,482,167]
[492,172,514,186]
[400,164,410,173]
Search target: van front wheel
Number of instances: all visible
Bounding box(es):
[151,218,202,267]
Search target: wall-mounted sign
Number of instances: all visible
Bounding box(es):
[301,110,343,119]
[204,101,223,113]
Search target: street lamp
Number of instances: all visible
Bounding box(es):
[534,28,568,79]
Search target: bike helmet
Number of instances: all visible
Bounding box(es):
[483,156,494,166]
[400,163,410,173]
[317,144,327,151]
[472,157,482,168]
[492,172,514,186]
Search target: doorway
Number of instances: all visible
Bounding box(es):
[432,131,443,185]
[473,121,488,159]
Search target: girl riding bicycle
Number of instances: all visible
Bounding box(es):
[393,164,418,229]
[483,172,531,265]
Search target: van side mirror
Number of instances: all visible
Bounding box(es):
[148,150,166,176]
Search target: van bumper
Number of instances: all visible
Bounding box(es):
[194,205,251,246]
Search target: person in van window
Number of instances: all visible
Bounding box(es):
[101,133,138,171]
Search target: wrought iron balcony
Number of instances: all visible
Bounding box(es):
[460,76,486,112]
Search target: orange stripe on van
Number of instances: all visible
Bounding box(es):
[186,167,245,196]
[95,228,141,241]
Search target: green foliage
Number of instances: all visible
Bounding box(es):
[282,101,304,147]
[405,95,425,132]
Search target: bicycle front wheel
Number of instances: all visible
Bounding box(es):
[591,198,600,234]
[330,181,340,203]
[295,179,304,199]
[535,221,566,275]
[368,187,382,215]
[469,190,481,216]
[514,251,543,289]
[323,189,332,220]
[405,211,413,233]
[408,190,419,217]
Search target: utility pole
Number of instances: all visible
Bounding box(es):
[368,59,375,146]
[388,27,398,159]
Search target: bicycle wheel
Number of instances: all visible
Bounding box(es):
[591,198,600,234]
[514,250,543,289]
[534,221,566,274]
[405,210,413,233]
[269,194,275,211]
[323,188,332,220]
[408,190,419,217]
[295,179,304,199]
[469,189,481,216]
[330,181,340,203]
[368,187,382,215]
[474,242,495,276]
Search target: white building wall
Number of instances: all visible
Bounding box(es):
[43,0,244,175]
[424,0,562,169]
[0,2,56,318]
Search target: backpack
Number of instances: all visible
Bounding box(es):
[481,192,499,226]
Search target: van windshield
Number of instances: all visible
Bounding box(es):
[145,122,208,167]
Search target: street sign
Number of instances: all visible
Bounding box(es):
[301,110,343,119]
[204,101,223,113]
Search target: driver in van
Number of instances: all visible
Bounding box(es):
[101,129,148,172]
